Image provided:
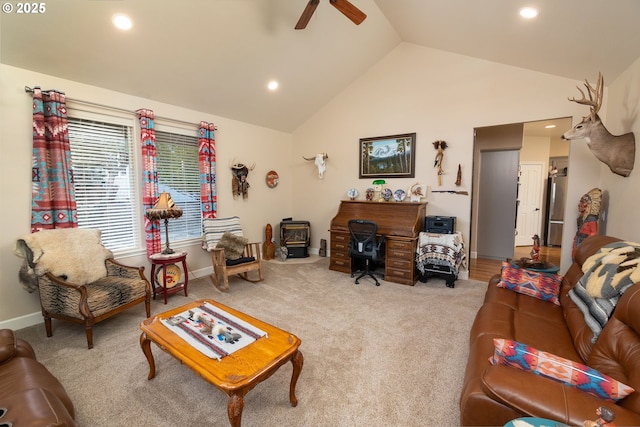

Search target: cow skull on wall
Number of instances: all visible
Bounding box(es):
[562,73,636,177]
[303,153,328,179]
[230,159,255,199]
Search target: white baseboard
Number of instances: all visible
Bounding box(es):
[0,311,43,331]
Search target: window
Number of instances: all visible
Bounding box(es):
[67,113,140,251]
[155,128,201,244]
[67,108,202,254]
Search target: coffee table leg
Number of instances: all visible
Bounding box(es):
[139,332,156,380]
[227,393,244,427]
[289,350,304,407]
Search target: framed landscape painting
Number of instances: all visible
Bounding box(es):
[359,132,416,179]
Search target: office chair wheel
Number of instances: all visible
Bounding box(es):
[355,279,360,284]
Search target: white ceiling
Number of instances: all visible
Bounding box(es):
[2,0,639,132]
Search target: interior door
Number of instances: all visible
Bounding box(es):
[515,162,544,246]
[476,150,519,259]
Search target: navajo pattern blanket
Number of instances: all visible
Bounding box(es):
[162,302,266,360]
[569,240,640,343]
[415,231,466,275]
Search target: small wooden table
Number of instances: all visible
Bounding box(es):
[139,299,303,427]
[149,251,188,304]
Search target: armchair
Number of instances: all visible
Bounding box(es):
[15,228,151,349]
[202,216,263,292]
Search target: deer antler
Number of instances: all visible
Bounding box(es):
[568,72,603,122]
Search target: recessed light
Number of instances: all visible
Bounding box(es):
[545,125,556,129]
[267,80,279,91]
[519,7,538,19]
[112,14,133,30]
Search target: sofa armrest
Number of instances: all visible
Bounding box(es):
[0,328,17,363]
[0,329,37,363]
[481,365,640,426]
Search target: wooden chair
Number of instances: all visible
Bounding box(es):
[15,228,151,349]
[202,216,264,292]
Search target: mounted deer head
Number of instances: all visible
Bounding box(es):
[230,159,255,199]
[303,153,328,179]
[562,73,635,177]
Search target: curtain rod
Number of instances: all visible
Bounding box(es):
[24,86,216,130]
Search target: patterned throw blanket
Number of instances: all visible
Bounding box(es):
[161,302,266,360]
[415,232,466,275]
[569,240,640,343]
[582,241,640,299]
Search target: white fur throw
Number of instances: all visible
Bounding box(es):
[15,228,113,290]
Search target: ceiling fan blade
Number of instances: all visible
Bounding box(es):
[329,0,366,25]
[295,0,320,30]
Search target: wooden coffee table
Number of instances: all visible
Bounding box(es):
[139,299,303,427]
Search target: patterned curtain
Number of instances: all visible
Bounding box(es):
[137,109,161,257]
[198,121,217,219]
[31,87,77,232]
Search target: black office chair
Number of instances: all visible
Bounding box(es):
[348,219,385,286]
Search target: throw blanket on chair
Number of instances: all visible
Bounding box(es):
[14,228,113,292]
[415,231,466,275]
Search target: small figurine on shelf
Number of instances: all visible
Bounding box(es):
[530,234,540,261]
[584,406,616,427]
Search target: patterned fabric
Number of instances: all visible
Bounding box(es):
[568,279,619,343]
[497,262,562,305]
[416,231,466,275]
[198,122,217,219]
[38,264,148,319]
[202,217,243,251]
[490,338,635,401]
[136,109,161,257]
[31,87,78,231]
[580,241,640,299]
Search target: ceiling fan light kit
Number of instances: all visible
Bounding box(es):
[295,0,367,30]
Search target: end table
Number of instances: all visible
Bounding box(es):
[150,251,188,304]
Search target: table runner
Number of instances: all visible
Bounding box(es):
[161,302,267,360]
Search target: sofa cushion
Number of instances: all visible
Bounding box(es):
[490,338,634,401]
[497,262,562,305]
[0,387,76,427]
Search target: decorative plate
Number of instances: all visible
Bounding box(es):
[266,170,279,188]
[381,188,393,201]
[155,263,181,288]
[394,189,406,202]
[347,188,359,200]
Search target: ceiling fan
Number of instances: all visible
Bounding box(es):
[295,0,367,30]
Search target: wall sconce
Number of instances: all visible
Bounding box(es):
[145,192,183,254]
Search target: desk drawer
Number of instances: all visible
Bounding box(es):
[386,239,413,252]
[330,258,351,273]
[385,267,415,286]
[386,257,412,270]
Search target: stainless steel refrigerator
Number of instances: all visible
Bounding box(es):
[544,174,567,246]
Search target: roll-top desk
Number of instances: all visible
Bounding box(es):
[329,200,427,285]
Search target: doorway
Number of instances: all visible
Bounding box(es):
[469,117,572,281]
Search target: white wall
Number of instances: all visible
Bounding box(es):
[291,42,604,273]
[0,64,293,327]
[600,56,640,240]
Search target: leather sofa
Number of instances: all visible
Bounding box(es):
[460,235,640,426]
[0,329,76,426]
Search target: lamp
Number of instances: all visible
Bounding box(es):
[145,192,183,254]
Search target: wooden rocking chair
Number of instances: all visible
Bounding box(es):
[202,217,263,292]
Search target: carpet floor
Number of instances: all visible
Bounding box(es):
[15,257,487,426]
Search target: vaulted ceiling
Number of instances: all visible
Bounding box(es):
[2,0,639,132]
